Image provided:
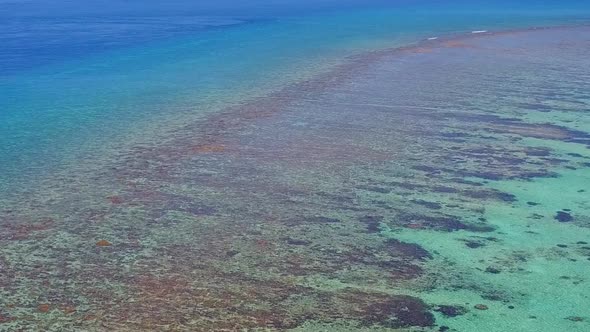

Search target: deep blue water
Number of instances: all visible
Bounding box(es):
[1,0,590,193]
[0,0,390,74]
[3,0,590,75]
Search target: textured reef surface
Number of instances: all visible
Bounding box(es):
[1,26,590,331]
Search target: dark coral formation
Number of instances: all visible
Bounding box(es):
[435,305,468,317]
[555,211,574,223]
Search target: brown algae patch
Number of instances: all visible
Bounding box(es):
[95,239,112,247]
[189,144,227,153]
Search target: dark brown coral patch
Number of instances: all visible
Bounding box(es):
[411,199,443,210]
[524,147,552,156]
[358,215,383,233]
[396,213,495,233]
[337,291,435,328]
[303,216,341,224]
[370,296,435,328]
[384,239,432,260]
[434,305,468,317]
[462,189,516,202]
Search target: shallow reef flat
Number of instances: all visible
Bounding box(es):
[1,26,590,331]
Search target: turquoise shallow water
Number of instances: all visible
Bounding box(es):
[1,1,590,331]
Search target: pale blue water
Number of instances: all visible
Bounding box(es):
[1,0,590,193]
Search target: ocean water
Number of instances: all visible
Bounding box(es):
[1,1,590,193]
[1,1,590,331]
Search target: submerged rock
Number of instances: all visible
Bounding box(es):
[474,304,489,310]
[411,199,443,210]
[464,240,484,248]
[485,266,501,274]
[434,305,467,317]
[555,211,574,223]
